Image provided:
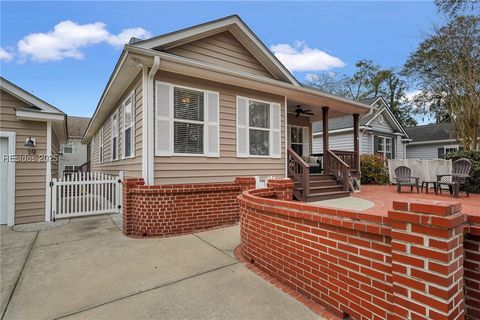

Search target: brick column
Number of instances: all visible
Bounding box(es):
[235,177,256,192]
[122,177,144,236]
[267,178,294,201]
[389,200,466,320]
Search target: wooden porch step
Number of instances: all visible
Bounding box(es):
[294,180,342,188]
[294,185,344,193]
[309,174,338,182]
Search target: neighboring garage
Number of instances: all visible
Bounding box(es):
[0,77,67,225]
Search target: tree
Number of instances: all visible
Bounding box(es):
[403,15,480,150]
[306,60,417,126]
[434,0,479,15]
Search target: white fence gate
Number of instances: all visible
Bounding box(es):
[51,172,123,220]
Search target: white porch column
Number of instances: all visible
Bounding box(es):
[45,120,52,222]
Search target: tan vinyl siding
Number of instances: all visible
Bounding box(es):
[154,71,286,184]
[0,90,46,224]
[90,74,143,178]
[166,31,275,79]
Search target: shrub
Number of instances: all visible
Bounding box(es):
[445,150,480,193]
[360,154,390,185]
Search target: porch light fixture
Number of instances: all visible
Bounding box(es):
[24,136,36,154]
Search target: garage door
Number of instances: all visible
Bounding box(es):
[0,137,9,224]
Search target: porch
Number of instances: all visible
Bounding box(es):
[286,100,362,202]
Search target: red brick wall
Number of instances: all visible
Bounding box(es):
[239,184,473,320]
[122,177,255,237]
[465,220,480,320]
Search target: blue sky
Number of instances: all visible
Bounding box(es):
[1,1,443,118]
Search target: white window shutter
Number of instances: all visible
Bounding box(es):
[271,103,281,158]
[206,91,220,157]
[236,96,248,157]
[302,127,310,156]
[155,82,173,156]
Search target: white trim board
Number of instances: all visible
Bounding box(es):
[0,131,16,226]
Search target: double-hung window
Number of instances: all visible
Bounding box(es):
[376,136,392,160]
[155,81,219,157]
[248,100,270,156]
[123,93,135,158]
[98,127,104,163]
[173,87,205,155]
[236,96,281,158]
[111,110,119,160]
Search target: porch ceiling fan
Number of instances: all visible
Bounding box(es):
[295,105,314,117]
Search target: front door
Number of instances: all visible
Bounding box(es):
[0,137,9,224]
[289,126,309,157]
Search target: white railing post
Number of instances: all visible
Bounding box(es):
[118,171,124,214]
[51,178,57,221]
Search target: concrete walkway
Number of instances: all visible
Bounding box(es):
[1,215,320,320]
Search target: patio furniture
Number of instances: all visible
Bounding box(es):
[436,158,472,198]
[421,180,438,194]
[395,166,420,193]
[302,155,321,173]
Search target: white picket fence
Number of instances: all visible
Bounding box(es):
[51,172,123,220]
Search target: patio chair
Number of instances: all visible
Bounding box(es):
[395,166,420,193]
[436,158,472,198]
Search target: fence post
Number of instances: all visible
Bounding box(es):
[51,178,57,221]
[118,171,124,214]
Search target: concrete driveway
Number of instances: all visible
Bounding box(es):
[1,215,321,320]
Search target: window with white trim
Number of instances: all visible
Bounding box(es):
[123,92,135,158]
[64,165,80,172]
[444,145,459,155]
[376,136,392,160]
[249,100,270,156]
[111,110,119,160]
[62,145,73,154]
[236,97,281,158]
[173,87,205,155]
[98,127,104,163]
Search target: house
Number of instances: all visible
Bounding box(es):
[312,96,410,160]
[405,122,480,159]
[82,15,371,207]
[59,116,90,176]
[0,77,67,225]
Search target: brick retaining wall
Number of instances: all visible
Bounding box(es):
[122,177,255,237]
[239,180,478,320]
[465,221,480,320]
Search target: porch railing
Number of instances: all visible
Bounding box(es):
[326,150,350,191]
[287,148,310,197]
[331,150,357,172]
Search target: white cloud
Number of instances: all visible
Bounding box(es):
[107,27,151,47]
[17,20,151,62]
[270,41,345,73]
[0,48,14,62]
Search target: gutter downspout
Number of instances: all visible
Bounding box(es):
[142,56,160,185]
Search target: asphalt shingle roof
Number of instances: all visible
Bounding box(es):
[67,116,90,139]
[405,122,480,143]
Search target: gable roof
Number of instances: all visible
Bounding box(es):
[405,122,480,143]
[0,76,65,115]
[67,116,90,139]
[313,96,409,137]
[132,15,300,86]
